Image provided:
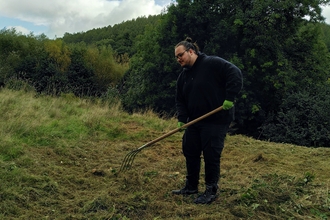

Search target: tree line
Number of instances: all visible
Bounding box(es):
[1,0,330,147]
[0,29,128,96]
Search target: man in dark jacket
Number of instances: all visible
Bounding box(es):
[172,37,243,204]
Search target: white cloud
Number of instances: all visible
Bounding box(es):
[5,25,32,35]
[322,6,330,24]
[0,0,167,38]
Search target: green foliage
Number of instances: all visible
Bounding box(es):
[119,0,330,142]
[0,29,128,97]
[121,16,179,116]
[119,0,330,139]
[84,45,127,91]
[226,1,330,137]
[62,15,161,56]
[320,23,330,50]
[4,77,35,92]
[0,28,43,87]
[2,1,330,147]
[101,85,122,107]
[261,84,330,147]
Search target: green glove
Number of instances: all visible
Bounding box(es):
[222,100,234,110]
[177,122,186,131]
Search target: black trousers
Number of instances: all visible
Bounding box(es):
[182,122,230,188]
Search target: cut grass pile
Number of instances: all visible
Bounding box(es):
[0,88,329,219]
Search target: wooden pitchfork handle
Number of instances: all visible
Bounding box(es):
[138,106,223,150]
[119,106,224,172]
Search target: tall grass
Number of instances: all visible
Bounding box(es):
[0,88,330,219]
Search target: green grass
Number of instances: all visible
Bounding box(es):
[0,88,330,219]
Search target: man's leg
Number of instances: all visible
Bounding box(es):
[172,124,201,195]
[194,123,229,204]
[203,123,229,184]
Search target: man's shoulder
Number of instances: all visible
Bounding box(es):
[201,54,227,66]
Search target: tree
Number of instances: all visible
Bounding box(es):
[61,15,161,56]
[66,44,98,96]
[121,0,330,140]
[201,0,330,136]
[320,23,330,50]
[84,45,128,92]
[260,83,330,147]
[121,13,179,116]
[0,29,45,87]
[44,39,71,73]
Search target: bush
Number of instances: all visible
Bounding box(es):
[261,84,330,147]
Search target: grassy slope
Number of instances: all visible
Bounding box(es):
[0,88,329,220]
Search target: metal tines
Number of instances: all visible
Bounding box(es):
[119,145,145,172]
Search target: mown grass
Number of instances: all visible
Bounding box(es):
[0,88,329,220]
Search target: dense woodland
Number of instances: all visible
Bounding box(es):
[1,0,330,147]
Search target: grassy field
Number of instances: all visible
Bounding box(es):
[1,88,329,220]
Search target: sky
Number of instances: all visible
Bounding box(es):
[0,0,329,39]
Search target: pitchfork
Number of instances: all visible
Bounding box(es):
[119,106,223,172]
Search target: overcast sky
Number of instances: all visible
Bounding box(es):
[0,0,329,39]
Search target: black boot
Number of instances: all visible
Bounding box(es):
[194,184,218,204]
[172,181,198,195]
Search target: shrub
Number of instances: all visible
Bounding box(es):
[261,84,330,147]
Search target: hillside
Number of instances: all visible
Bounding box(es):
[61,15,161,56]
[0,88,329,219]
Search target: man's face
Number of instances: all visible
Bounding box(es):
[175,45,191,67]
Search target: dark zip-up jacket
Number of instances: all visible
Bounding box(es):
[176,52,243,124]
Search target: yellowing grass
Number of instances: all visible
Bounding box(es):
[0,88,330,220]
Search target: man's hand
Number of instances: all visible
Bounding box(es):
[222,100,234,110]
[177,122,186,131]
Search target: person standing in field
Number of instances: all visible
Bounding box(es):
[172,37,243,204]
